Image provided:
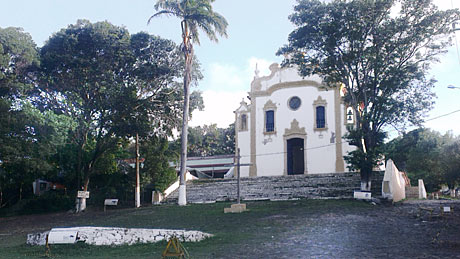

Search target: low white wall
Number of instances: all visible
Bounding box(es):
[27,227,212,246]
[382,159,406,202]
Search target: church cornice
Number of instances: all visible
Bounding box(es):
[251,80,331,98]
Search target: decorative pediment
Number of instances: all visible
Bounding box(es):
[284,119,306,137]
[313,96,327,106]
[263,99,277,111]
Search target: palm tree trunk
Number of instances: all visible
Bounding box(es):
[135,133,141,208]
[178,20,193,206]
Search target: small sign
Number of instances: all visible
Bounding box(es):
[48,229,79,244]
[104,199,118,206]
[354,191,372,200]
[77,191,90,198]
[443,206,451,213]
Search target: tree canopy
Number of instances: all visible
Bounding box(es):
[279,0,460,190]
[385,128,460,191]
[178,123,235,157]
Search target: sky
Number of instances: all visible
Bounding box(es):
[1,0,460,138]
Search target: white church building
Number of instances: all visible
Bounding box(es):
[234,63,356,177]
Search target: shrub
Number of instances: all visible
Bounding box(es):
[19,190,73,214]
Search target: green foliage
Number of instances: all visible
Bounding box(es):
[441,141,460,189]
[384,128,460,191]
[279,0,460,184]
[184,123,235,157]
[1,21,207,210]
[113,32,204,139]
[38,21,148,208]
[0,27,39,99]
[150,0,228,45]
[141,137,177,193]
[18,191,73,215]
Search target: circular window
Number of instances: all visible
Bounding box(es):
[288,96,301,110]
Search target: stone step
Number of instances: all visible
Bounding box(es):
[166,172,384,203]
[406,186,419,199]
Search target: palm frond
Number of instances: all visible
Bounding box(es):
[148,10,180,24]
[150,0,228,45]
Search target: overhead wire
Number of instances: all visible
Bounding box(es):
[239,107,460,159]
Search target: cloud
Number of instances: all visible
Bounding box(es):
[207,63,245,91]
[433,0,458,10]
[189,90,247,128]
[190,57,275,128]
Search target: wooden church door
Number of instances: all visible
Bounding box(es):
[287,138,304,175]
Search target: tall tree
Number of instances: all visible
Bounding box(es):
[278,0,459,191]
[114,32,203,207]
[0,27,40,206]
[39,20,133,212]
[440,140,460,189]
[149,0,228,205]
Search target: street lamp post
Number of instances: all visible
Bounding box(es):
[448,85,460,90]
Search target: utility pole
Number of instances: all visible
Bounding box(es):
[237,148,241,204]
[224,148,247,213]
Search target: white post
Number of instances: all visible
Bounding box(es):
[178,185,187,206]
[135,133,141,208]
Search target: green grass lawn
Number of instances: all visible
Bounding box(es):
[1,199,371,258]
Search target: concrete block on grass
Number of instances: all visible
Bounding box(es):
[224,203,247,213]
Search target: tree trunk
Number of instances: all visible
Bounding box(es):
[19,183,23,201]
[178,21,193,206]
[78,176,90,212]
[135,133,141,208]
[360,166,372,192]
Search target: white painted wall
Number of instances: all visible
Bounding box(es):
[236,64,355,177]
[235,104,251,177]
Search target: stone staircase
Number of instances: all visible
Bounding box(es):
[166,172,383,203]
[405,186,419,199]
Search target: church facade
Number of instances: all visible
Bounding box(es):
[234,63,355,177]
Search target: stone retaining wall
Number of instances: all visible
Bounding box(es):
[167,172,383,203]
[27,227,212,246]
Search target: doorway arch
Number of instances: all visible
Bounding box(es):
[287,138,304,175]
[284,119,307,175]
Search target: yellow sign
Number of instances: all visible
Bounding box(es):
[162,236,189,258]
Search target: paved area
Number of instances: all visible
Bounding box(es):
[233,200,460,258]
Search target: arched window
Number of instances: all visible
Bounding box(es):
[263,100,277,134]
[265,110,275,132]
[313,96,327,131]
[240,114,247,131]
[316,106,325,129]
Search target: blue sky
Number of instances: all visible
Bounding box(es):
[1,0,459,138]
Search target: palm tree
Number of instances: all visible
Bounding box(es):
[149,0,228,205]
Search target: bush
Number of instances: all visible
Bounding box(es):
[19,190,74,215]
